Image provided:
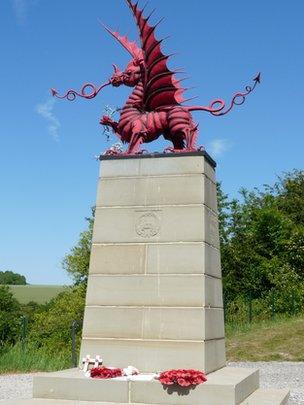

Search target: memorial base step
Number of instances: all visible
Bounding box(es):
[0,366,289,405]
[32,366,258,404]
[240,388,290,404]
[0,400,147,405]
[0,392,290,405]
[29,366,286,405]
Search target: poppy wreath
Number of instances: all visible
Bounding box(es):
[158,369,207,387]
[90,367,123,379]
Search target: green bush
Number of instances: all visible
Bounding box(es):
[219,170,304,315]
[0,286,21,347]
[28,283,86,355]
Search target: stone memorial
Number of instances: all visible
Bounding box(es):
[31,152,288,405]
[3,1,290,404]
[7,152,288,405]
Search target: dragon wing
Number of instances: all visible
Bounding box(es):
[102,23,143,61]
[126,0,185,111]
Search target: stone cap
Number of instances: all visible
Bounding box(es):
[99,150,216,168]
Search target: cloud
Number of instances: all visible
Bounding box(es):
[36,98,61,142]
[11,0,27,23]
[11,0,38,24]
[208,138,231,157]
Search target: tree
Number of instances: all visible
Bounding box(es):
[0,271,26,285]
[62,209,94,285]
[0,286,21,346]
[218,170,304,309]
[270,170,304,225]
[29,284,86,354]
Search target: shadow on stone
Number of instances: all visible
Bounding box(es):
[162,383,197,396]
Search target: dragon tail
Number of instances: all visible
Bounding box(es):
[187,73,261,116]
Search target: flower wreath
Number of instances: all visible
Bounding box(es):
[158,369,207,387]
[90,367,122,379]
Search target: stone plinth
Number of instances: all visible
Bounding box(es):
[80,151,225,374]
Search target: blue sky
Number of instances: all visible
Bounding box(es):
[1,0,303,285]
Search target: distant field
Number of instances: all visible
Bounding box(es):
[6,285,66,304]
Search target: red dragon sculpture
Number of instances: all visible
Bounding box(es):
[52,0,260,155]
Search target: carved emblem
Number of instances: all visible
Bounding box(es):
[135,212,160,238]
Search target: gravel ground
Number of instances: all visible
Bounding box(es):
[228,362,304,404]
[0,362,303,404]
[0,373,33,401]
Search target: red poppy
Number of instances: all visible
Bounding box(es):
[159,369,207,387]
[90,367,122,379]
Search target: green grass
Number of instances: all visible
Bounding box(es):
[0,343,71,374]
[7,285,66,304]
[226,314,304,361]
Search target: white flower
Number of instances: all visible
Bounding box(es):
[123,365,139,376]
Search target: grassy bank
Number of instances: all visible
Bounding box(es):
[226,315,304,361]
[0,343,70,374]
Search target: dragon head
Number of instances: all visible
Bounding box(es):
[103,25,144,88]
[110,58,142,88]
[50,23,145,101]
